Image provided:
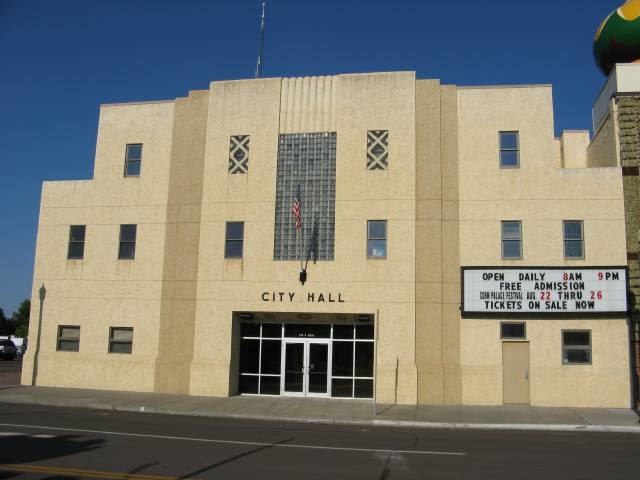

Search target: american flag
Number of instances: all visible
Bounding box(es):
[292,184,302,231]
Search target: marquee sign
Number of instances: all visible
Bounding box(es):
[462,267,628,316]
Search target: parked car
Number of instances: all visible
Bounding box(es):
[0,340,17,360]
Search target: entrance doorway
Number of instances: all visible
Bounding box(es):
[236,319,375,399]
[282,340,330,397]
[502,342,530,404]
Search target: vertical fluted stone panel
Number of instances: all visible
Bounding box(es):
[616,95,640,405]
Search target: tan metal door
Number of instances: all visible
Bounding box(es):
[502,342,530,404]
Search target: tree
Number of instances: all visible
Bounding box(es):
[0,307,15,336]
[12,299,30,326]
[10,299,30,338]
[0,308,6,334]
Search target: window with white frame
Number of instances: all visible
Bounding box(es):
[501,221,522,259]
[367,220,387,259]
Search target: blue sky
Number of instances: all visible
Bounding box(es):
[0,0,621,315]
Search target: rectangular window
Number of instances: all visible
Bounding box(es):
[57,326,80,352]
[367,220,387,259]
[67,225,86,259]
[225,222,244,259]
[501,322,526,339]
[564,220,584,259]
[239,322,282,395]
[124,144,142,177]
[118,224,137,260]
[109,327,133,354]
[562,330,591,365]
[499,131,519,168]
[274,132,336,261]
[502,221,522,259]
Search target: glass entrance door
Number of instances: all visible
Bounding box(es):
[281,340,330,397]
[283,341,305,396]
[307,342,329,397]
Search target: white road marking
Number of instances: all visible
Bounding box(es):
[0,422,466,456]
[0,432,56,438]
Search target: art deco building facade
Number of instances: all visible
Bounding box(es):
[22,71,633,408]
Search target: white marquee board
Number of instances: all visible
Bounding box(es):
[462,267,628,315]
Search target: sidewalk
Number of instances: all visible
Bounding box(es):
[0,385,638,433]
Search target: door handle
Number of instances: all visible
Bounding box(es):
[525,369,529,380]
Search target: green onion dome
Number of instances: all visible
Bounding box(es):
[595,0,640,75]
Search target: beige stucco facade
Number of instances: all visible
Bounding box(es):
[22,71,632,408]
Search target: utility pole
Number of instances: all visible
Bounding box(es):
[255,2,266,78]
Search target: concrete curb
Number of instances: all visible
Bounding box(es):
[2,396,639,434]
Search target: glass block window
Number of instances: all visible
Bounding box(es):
[367,130,388,170]
[274,132,336,261]
[229,135,249,174]
[563,220,584,259]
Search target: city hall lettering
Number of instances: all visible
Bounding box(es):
[463,268,628,314]
[261,291,345,303]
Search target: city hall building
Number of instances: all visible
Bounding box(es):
[22,70,635,408]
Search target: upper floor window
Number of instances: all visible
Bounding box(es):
[367,130,389,171]
[229,135,250,174]
[562,330,591,365]
[118,224,137,260]
[225,222,244,259]
[563,220,584,259]
[57,325,80,352]
[124,144,142,177]
[67,225,86,260]
[499,131,519,168]
[501,221,522,259]
[367,220,387,259]
[109,327,133,354]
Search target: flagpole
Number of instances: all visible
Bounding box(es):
[255,2,266,79]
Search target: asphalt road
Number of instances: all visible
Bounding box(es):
[0,403,638,479]
[0,357,21,386]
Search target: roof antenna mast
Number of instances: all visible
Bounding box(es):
[255,1,266,79]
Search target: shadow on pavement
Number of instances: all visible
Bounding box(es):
[0,434,105,479]
[176,437,295,479]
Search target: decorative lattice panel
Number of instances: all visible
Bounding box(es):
[229,135,250,174]
[274,132,336,261]
[366,130,389,171]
